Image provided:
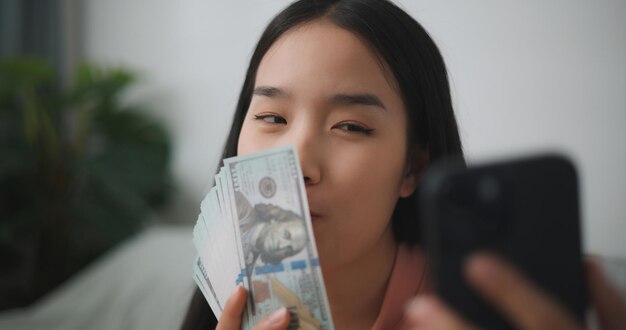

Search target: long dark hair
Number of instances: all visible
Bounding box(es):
[182,0,463,328]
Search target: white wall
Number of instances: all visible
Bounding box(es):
[83,0,626,258]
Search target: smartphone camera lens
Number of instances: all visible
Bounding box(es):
[478,176,499,203]
[476,175,508,240]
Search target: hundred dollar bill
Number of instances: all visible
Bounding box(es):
[224,145,334,330]
[193,255,221,317]
[194,180,242,313]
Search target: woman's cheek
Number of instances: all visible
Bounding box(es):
[238,120,270,155]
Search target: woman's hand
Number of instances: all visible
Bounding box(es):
[216,285,291,330]
[401,254,626,330]
[586,257,626,330]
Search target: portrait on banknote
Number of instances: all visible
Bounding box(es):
[236,191,308,267]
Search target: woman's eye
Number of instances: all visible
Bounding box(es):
[334,122,375,135]
[253,114,287,124]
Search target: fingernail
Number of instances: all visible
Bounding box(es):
[585,255,602,270]
[585,257,605,279]
[230,284,243,298]
[406,297,433,321]
[466,253,498,283]
[268,307,288,325]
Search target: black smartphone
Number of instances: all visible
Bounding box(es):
[419,154,586,329]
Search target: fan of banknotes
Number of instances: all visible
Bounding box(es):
[192,145,334,330]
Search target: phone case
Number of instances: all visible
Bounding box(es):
[419,154,586,329]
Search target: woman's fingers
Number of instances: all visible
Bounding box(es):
[216,285,290,330]
[585,258,626,330]
[216,285,248,330]
[402,295,475,330]
[465,253,581,330]
[251,307,291,330]
[404,254,625,330]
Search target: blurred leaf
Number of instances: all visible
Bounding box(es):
[0,57,54,91]
[68,64,134,114]
[0,58,173,306]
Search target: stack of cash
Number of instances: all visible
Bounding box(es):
[192,145,334,329]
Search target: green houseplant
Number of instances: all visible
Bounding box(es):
[0,58,173,309]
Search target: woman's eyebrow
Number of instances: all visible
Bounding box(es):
[253,87,386,111]
[253,86,288,98]
[331,93,387,111]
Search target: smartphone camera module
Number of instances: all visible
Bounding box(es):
[475,175,510,243]
[478,175,499,203]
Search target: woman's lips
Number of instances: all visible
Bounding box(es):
[310,212,322,221]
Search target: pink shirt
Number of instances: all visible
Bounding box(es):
[371,244,428,330]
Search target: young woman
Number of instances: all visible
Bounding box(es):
[182,1,626,329]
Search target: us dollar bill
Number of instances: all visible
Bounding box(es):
[223,145,334,330]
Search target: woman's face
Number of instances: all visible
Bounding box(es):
[238,21,418,272]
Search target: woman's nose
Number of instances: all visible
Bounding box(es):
[290,128,322,186]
